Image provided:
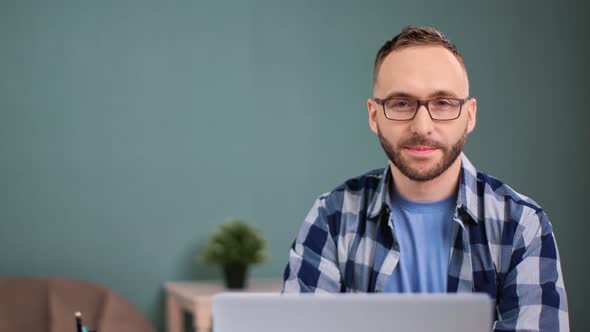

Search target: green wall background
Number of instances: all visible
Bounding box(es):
[1,0,588,331]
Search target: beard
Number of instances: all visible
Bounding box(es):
[377,126,467,182]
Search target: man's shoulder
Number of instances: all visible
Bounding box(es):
[315,167,386,212]
[473,170,547,227]
[319,167,385,199]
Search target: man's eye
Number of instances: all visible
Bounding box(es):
[434,99,452,106]
[388,100,411,108]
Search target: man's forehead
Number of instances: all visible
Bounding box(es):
[374,45,469,97]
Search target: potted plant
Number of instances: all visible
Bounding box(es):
[202,218,269,289]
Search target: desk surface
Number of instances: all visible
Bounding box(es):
[165,278,283,297]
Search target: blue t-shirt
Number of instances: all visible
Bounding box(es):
[384,189,456,293]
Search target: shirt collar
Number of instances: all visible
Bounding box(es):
[367,152,480,224]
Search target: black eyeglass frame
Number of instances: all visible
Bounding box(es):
[372,97,470,121]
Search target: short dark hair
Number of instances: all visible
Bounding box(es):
[373,26,465,85]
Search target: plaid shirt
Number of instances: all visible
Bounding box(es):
[283,153,569,332]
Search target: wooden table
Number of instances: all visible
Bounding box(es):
[165,279,284,332]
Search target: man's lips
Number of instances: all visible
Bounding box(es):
[404,145,438,157]
[406,145,437,151]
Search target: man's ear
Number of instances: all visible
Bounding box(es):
[367,98,379,135]
[466,98,477,134]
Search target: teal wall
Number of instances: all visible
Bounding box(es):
[1,0,588,331]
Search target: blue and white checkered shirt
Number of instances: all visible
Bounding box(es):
[283,153,569,332]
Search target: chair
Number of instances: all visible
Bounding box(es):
[0,277,155,332]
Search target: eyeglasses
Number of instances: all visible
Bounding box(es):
[373,97,469,121]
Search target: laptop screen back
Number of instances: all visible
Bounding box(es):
[213,293,492,332]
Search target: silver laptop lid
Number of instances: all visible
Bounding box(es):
[213,293,493,332]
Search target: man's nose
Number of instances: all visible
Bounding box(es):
[409,104,434,135]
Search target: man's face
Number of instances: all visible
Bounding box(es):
[367,45,477,182]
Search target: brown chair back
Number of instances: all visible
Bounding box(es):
[0,277,155,332]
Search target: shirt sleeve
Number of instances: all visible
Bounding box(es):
[282,196,343,293]
[494,209,569,332]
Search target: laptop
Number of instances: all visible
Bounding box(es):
[213,292,493,332]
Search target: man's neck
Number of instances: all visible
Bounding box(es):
[390,157,462,202]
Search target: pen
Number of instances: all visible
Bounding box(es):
[75,312,83,332]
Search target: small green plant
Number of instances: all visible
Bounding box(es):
[202,218,269,267]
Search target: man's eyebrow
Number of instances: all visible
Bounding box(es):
[381,91,416,99]
[381,90,461,100]
[427,90,461,98]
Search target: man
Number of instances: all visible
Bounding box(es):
[283,26,569,331]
